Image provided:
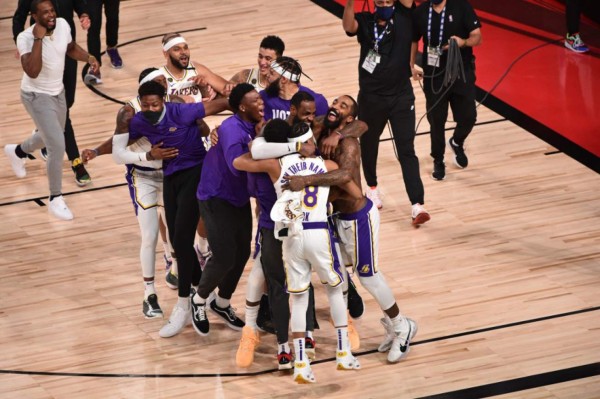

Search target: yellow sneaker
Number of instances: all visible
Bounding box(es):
[236,326,259,368]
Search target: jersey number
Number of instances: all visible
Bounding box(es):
[303,186,318,209]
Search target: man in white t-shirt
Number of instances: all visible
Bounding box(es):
[4,0,99,220]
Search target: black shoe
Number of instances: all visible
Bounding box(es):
[191,300,209,336]
[256,294,276,334]
[448,137,468,168]
[209,299,245,331]
[347,276,364,319]
[71,157,92,186]
[142,294,164,319]
[39,147,48,161]
[431,161,446,181]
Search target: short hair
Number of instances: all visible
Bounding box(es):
[273,56,302,83]
[260,35,285,57]
[290,91,314,109]
[138,80,166,99]
[289,122,311,141]
[31,0,51,14]
[139,67,159,83]
[228,83,255,113]
[263,119,291,143]
[161,32,181,45]
[344,95,359,118]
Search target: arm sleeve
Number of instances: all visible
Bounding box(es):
[112,133,148,165]
[12,0,30,43]
[250,137,297,160]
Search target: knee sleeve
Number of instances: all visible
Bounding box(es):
[359,271,396,311]
[246,257,266,303]
[326,284,347,327]
[137,206,159,278]
[290,291,309,333]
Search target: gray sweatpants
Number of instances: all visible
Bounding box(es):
[20,90,67,196]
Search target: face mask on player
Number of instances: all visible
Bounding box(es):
[142,110,162,125]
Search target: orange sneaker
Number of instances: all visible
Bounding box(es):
[236,326,259,368]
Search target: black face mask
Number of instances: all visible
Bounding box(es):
[431,0,444,5]
[142,110,162,125]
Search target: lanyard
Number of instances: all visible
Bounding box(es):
[372,18,393,53]
[427,4,446,48]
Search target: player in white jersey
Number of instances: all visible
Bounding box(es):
[233,121,363,384]
[81,68,208,319]
[230,35,285,91]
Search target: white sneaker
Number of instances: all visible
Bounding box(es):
[388,318,418,363]
[293,360,316,384]
[366,186,383,209]
[48,196,73,220]
[411,203,430,226]
[378,317,395,353]
[159,302,192,338]
[336,350,361,370]
[4,144,26,178]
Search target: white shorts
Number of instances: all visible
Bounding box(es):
[282,222,343,293]
[335,198,379,277]
[125,165,164,215]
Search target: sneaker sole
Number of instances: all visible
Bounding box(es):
[412,212,430,226]
[75,179,92,187]
[278,362,293,371]
[144,312,164,319]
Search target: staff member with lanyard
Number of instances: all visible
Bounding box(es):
[411,0,482,181]
[343,0,430,227]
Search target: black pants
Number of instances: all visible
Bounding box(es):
[260,227,316,344]
[424,68,477,163]
[87,0,120,65]
[566,0,582,34]
[197,198,252,301]
[61,56,79,161]
[163,166,202,298]
[358,90,425,205]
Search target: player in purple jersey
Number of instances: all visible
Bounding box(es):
[127,80,230,338]
[260,56,328,121]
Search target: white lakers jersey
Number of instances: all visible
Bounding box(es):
[246,68,266,91]
[159,64,203,102]
[275,154,330,223]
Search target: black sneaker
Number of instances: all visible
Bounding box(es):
[191,299,209,336]
[209,299,245,331]
[143,294,164,319]
[39,147,48,161]
[277,351,293,370]
[448,137,468,168]
[71,157,92,186]
[431,161,446,181]
[165,270,178,290]
[347,276,364,319]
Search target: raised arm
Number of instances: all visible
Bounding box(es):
[202,96,231,116]
[319,119,368,159]
[229,69,251,85]
[343,0,359,34]
[193,62,235,96]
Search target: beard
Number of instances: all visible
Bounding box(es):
[265,78,281,97]
[323,108,342,131]
[169,54,188,70]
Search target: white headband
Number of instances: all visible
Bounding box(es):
[139,70,164,86]
[163,37,187,52]
[271,61,300,83]
[287,127,314,143]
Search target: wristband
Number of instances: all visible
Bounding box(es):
[34,37,43,41]
[92,148,99,156]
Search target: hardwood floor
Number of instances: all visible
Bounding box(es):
[0,0,598,398]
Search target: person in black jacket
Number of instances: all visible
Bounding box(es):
[13,0,94,186]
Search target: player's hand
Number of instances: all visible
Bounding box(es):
[32,23,47,39]
[88,55,100,73]
[79,14,91,30]
[81,149,97,163]
[202,84,217,102]
[320,132,341,159]
[210,125,220,146]
[190,75,208,87]
[411,66,423,81]
[282,175,307,192]
[222,82,235,97]
[150,142,178,160]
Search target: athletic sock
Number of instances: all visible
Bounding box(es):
[177,296,190,310]
[144,280,156,298]
[245,304,259,329]
[336,326,350,352]
[216,295,230,309]
[293,337,306,362]
[278,342,291,354]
